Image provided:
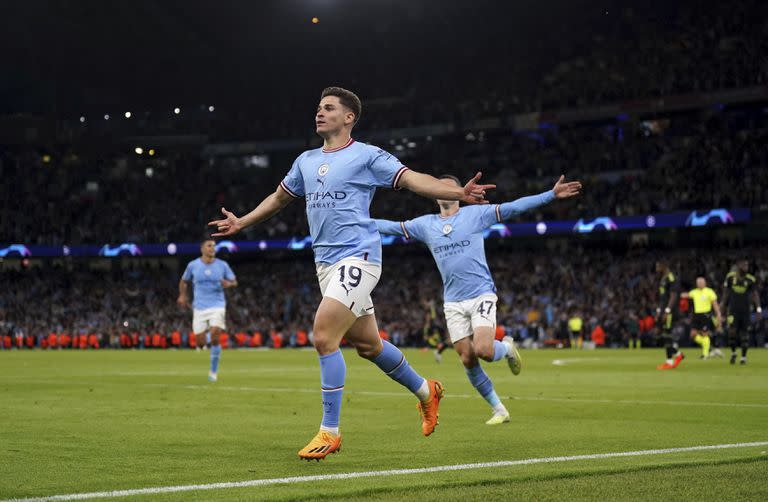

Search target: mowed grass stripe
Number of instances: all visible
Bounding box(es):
[4,442,767,502]
[2,349,766,500]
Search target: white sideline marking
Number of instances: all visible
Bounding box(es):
[552,357,603,366]
[4,442,767,502]
[506,395,768,409]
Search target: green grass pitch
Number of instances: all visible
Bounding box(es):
[1,348,767,501]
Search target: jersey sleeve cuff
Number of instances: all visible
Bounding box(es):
[393,166,409,190]
[279,181,301,198]
[400,221,411,240]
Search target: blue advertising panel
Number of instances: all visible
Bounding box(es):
[0,208,751,258]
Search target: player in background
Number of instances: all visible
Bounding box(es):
[624,310,641,349]
[721,259,762,365]
[684,276,723,359]
[208,87,495,461]
[655,261,685,370]
[568,310,584,349]
[375,174,581,424]
[177,239,238,382]
[433,337,451,363]
[709,315,727,359]
[421,299,450,363]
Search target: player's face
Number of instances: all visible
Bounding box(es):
[436,178,461,207]
[201,241,216,258]
[316,96,354,136]
[738,260,749,273]
[696,277,706,289]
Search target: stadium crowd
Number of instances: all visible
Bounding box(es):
[3,105,768,246]
[2,245,765,351]
[42,1,768,139]
[533,1,768,109]
[3,0,767,247]
[2,1,766,357]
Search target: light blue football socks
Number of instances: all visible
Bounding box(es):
[319,350,346,433]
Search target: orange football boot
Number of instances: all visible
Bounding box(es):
[417,380,445,436]
[298,431,342,461]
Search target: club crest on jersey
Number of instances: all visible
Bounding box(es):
[442,224,453,235]
[318,164,330,176]
[204,269,212,276]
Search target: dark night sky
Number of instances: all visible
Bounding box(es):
[0,0,676,113]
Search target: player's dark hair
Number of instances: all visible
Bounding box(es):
[438,174,462,186]
[200,238,214,246]
[321,87,362,124]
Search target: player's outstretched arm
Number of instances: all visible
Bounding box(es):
[208,185,295,237]
[552,175,582,199]
[399,170,496,205]
[374,219,406,237]
[498,175,582,221]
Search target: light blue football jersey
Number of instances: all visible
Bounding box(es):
[281,139,408,265]
[181,258,236,310]
[376,191,554,302]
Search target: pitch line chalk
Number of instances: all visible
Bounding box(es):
[5,441,767,502]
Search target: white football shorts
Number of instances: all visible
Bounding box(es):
[316,257,381,318]
[443,293,498,343]
[192,307,226,334]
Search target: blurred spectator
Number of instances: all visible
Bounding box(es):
[3,104,768,245]
[1,244,765,349]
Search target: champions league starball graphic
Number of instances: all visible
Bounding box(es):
[98,243,143,257]
[572,217,619,233]
[0,244,31,257]
[685,209,734,227]
[2,208,749,258]
[214,240,239,253]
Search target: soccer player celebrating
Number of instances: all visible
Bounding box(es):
[655,260,685,370]
[208,87,495,461]
[685,276,723,360]
[721,259,762,365]
[375,174,581,424]
[177,239,238,382]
